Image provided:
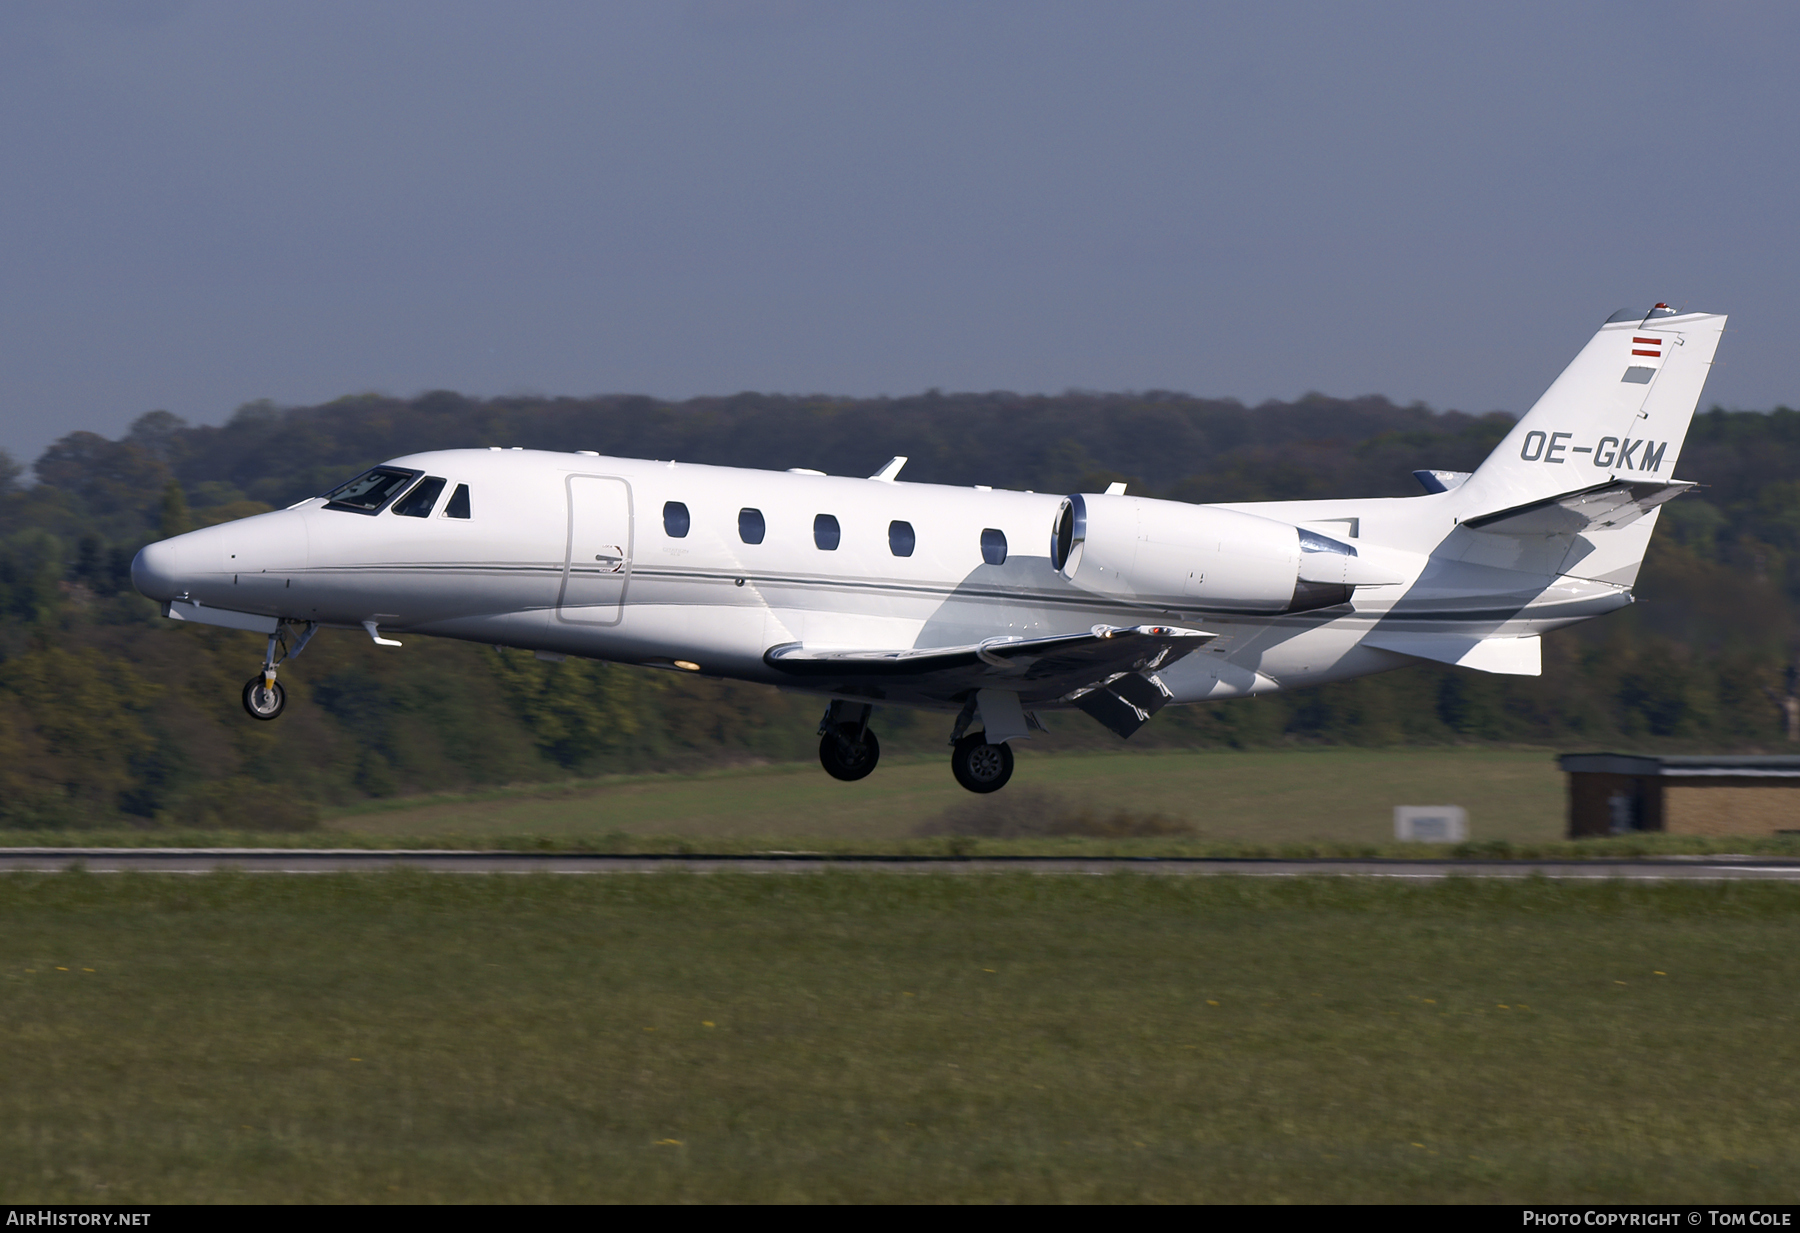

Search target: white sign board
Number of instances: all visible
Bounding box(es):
[1394,805,1468,843]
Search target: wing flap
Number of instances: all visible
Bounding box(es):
[764,624,1214,705]
[1070,670,1175,738]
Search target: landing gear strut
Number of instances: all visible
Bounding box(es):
[818,701,880,781]
[242,620,317,722]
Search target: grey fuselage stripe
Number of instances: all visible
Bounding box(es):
[246,558,1596,630]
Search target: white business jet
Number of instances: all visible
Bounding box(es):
[132,306,1724,793]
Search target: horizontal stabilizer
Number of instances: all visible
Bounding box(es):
[1413,469,1471,494]
[1462,480,1694,537]
[765,624,1213,705]
[1364,632,1541,676]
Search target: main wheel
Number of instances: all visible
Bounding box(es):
[951,733,1014,793]
[819,723,880,781]
[242,676,286,721]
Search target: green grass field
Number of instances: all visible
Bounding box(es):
[4,871,1799,1203]
[327,747,1566,843]
[11,746,1799,857]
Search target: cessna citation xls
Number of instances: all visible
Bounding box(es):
[132,306,1723,793]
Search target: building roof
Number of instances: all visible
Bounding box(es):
[1559,753,1800,778]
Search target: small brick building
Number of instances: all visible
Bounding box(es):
[1560,754,1800,837]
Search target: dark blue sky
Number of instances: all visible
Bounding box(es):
[3,1,1796,464]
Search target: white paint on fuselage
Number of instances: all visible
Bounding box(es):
[133,309,1732,728]
[132,447,1626,715]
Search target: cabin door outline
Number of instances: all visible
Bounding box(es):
[557,475,633,626]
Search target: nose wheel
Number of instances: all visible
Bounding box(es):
[239,621,316,722]
[951,733,1014,793]
[242,676,286,720]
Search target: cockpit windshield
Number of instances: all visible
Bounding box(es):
[322,467,422,515]
[392,476,447,518]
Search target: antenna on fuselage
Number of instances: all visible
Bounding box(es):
[869,456,908,483]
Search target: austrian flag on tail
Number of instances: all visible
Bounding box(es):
[1620,333,1665,385]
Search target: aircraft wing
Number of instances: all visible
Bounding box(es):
[1462,479,1694,536]
[764,624,1214,721]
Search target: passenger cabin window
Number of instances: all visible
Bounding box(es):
[322,467,421,515]
[391,476,447,518]
[663,501,690,538]
[444,483,471,519]
[814,514,840,551]
[981,528,1007,565]
[888,520,915,558]
[739,508,766,545]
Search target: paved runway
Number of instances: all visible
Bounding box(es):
[4,849,1800,879]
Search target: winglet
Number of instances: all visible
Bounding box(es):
[869,456,908,483]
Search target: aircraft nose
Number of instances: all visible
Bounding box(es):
[132,537,190,601]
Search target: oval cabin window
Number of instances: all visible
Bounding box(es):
[980,528,1007,565]
[888,520,915,558]
[663,501,690,538]
[814,514,841,551]
[739,508,766,545]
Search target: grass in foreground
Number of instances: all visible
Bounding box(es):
[3,871,1798,1202]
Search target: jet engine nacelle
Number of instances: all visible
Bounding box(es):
[1050,493,1390,614]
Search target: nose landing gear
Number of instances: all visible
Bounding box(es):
[818,701,880,781]
[242,674,286,720]
[241,621,318,722]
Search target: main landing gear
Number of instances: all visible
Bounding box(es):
[944,694,1017,793]
[950,733,1014,794]
[818,701,880,780]
[814,697,1019,793]
[241,620,318,722]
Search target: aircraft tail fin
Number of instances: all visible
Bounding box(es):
[1455,306,1726,515]
[1448,307,1726,587]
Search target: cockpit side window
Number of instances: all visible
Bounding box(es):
[323,467,422,515]
[392,476,447,518]
[444,484,471,519]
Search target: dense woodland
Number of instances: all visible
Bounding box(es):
[2,387,1798,829]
